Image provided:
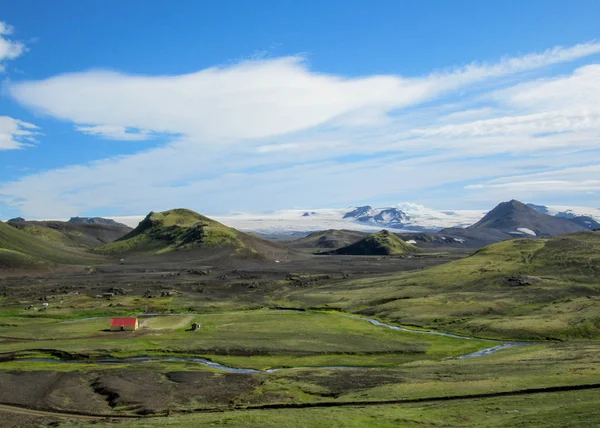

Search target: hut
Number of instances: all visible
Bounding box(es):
[110,317,138,331]
[191,322,201,331]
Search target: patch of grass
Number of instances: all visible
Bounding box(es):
[0,311,491,363]
[21,225,76,247]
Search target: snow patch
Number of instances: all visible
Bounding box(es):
[517,228,536,236]
[406,240,417,244]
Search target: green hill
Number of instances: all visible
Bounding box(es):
[292,231,600,340]
[95,208,292,258]
[333,230,418,255]
[289,229,369,249]
[0,222,99,268]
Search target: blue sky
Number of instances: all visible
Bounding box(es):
[1,1,600,219]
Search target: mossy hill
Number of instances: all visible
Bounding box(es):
[289,229,369,249]
[0,222,99,268]
[95,208,290,258]
[333,230,418,255]
[306,231,600,340]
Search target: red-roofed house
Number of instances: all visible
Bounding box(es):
[110,318,139,331]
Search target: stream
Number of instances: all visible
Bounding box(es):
[17,356,367,374]
[14,311,532,372]
[351,315,531,358]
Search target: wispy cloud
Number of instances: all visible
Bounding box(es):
[74,125,154,141]
[0,116,39,150]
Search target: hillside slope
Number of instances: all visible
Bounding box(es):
[334,230,418,255]
[95,209,292,259]
[0,222,99,268]
[8,220,131,248]
[472,200,587,236]
[290,231,600,340]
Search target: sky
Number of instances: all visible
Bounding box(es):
[1,1,600,220]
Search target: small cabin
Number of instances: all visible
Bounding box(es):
[191,322,200,331]
[110,317,138,331]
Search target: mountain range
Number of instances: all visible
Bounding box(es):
[2,201,598,269]
[207,202,600,237]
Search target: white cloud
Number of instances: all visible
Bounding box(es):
[496,64,600,111]
[74,125,154,141]
[0,116,39,150]
[0,21,26,71]
[9,42,600,142]
[405,62,600,155]
[3,42,600,216]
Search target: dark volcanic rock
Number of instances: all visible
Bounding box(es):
[507,275,540,286]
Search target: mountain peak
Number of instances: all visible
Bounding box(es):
[470,199,587,237]
[343,206,373,219]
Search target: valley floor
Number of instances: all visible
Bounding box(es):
[0,246,598,427]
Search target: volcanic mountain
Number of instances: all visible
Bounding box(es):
[440,200,589,245]
[333,230,418,255]
[95,208,291,259]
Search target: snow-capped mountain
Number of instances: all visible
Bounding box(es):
[526,203,600,219]
[526,204,600,230]
[28,202,600,236]
[210,204,487,235]
[343,206,410,227]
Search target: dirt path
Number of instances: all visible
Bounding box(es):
[0,403,118,421]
